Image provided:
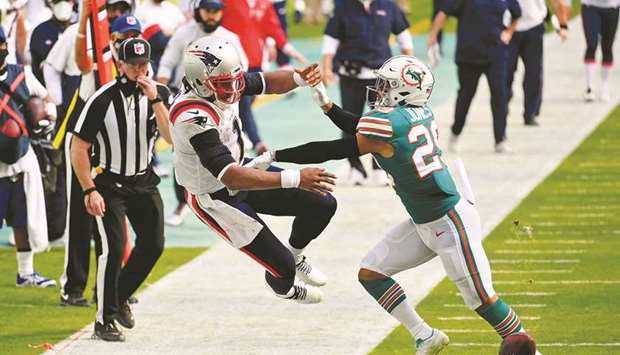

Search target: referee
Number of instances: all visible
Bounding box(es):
[70,38,171,342]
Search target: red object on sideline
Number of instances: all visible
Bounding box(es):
[122,219,132,265]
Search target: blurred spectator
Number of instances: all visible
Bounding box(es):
[507,0,568,127]
[271,0,291,69]
[395,0,410,14]
[221,0,306,155]
[304,0,332,24]
[581,0,619,102]
[135,0,185,75]
[429,0,521,154]
[322,0,412,185]
[0,4,28,64]
[30,0,76,87]
[0,28,57,288]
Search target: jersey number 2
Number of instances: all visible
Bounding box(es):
[407,123,442,179]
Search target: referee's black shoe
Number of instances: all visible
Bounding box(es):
[93,320,125,342]
[116,302,135,329]
[60,293,90,307]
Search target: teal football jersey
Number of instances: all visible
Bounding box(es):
[357,105,460,223]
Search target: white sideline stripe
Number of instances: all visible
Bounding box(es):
[444,329,494,333]
[455,292,556,297]
[490,259,580,264]
[443,303,546,308]
[495,280,620,285]
[504,239,594,244]
[493,269,573,274]
[437,316,541,321]
[495,249,586,254]
[450,342,620,347]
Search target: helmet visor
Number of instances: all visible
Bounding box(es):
[208,70,245,104]
[366,76,391,108]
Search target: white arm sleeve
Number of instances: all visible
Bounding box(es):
[395,29,413,52]
[321,35,340,55]
[42,63,63,105]
[25,67,57,117]
[158,29,186,80]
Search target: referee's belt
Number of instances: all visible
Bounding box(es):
[96,167,149,183]
[338,65,377,80]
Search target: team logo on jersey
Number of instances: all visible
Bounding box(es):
[134,42,145,55]
[187,49,222,75]
[188,116,211,128]
[401,64,425,89]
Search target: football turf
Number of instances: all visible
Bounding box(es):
[370,107,620,355]
[0,247,206,355]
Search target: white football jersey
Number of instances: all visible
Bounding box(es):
[170,90,244,195]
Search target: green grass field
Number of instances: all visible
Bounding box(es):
[0,247,206,355]
[370,106,620,354]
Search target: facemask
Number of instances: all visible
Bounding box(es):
[0,48,8,69]
[52,1,74,22]
[199,20,220,34]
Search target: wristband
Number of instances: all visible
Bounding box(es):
[310,82,331,106]
[560,24,568,30]
[83,187,97,196]
[293,71,308,87]
[280,169,301,189]
[149,96,163,105]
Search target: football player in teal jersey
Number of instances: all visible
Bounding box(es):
[250,56,538,354]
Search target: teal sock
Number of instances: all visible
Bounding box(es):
[477,298,523,338]
[360,278,431,340]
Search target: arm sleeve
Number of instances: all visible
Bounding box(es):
[508,0,522,20]
[395,29,413,52]
[158,29,185,80]
[45,29,71,73]
[189,129,237,179]
[321,35,340,55]
[43,63,63,105]
[243,72,266,96]
[324,104,361,135]
[275,136,361,164]
[25,67,48,98]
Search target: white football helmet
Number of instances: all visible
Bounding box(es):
[183,36,245,104]
[367,55,435,107]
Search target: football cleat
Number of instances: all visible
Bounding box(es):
[278,283,323,304]
[60,293,90,307]
[584,88,595,102]
[16,272,57,288]
[295,255,327,287]
[415,329,449,355]
[93,321,125,342]
[494,141,514,154]
[116,302,135,329]
[165,205,189,226]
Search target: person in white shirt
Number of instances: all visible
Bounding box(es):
[135,0,185,36]
[507,0,569,126]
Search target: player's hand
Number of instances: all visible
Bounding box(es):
[137,76,158,100]
[244,151,274,171]
[85,191,106,217]
[295,63,322,87]
[299,168,336,196]
[500,29,513,45]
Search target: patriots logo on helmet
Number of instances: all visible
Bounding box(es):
[401,64,425,89]
[188,49,222,75]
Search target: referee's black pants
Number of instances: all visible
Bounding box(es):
[339,75,380,176]
[94,169,164,323]
[452,47,509,145]
[61,133,95,298]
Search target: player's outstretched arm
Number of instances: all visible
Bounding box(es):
[308,82,361,135]
[261,63,323,94]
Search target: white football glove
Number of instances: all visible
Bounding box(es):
[244,151,275,171]
[310,82,331,107]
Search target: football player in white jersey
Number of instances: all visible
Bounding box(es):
[169,36,337,304]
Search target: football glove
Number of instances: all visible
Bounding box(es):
[244,151,275,171]
[310,82,331,107]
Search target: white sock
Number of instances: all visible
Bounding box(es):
[287,242,304,262]
[601,65,612,86]
[585,63,596,90]
[390,300,433,340]
[17,251,34,276]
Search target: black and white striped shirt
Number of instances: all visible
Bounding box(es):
[72,77,170,176]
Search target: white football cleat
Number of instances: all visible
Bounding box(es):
[165,205,189,226]
[278,283,323,304]
[295,255,327,287]
[415,329,449,355]
[494,141,514,154]
[584,88,596,102]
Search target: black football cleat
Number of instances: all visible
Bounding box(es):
[116,302,135,329]
[93,321,125,342]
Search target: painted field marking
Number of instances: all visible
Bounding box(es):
[493,269,573,274]
[495,249,586,255]
[450,342,620,348]
[490,259,580,264]
[455,292,556,297]
[443,304,546,308]
[443,329,494,333]
[495,280,620,285]
[437,316,541,321]
[504,239,594,245]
